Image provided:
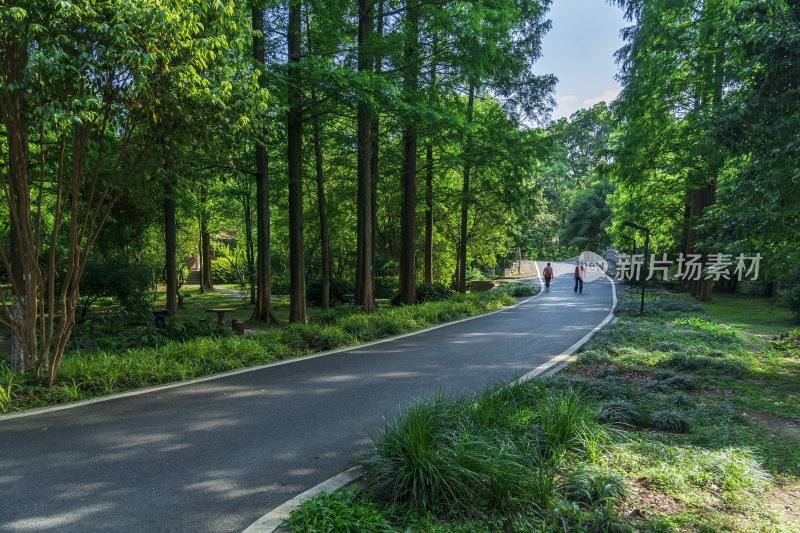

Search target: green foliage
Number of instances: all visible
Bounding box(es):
[649,410,691,433]
[560,469,628,507]
[307,278,356,307]
[560,180,614,253]
[286,488,396,533]
[598,401,646,428]
[375,277,399,299]
[492,283,539,297]
[359,380,606,517]
[210,258,240,284]
[79,255,155,314]
[414,283,454,303]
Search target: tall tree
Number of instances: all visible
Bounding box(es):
[251,4,280,323]
[355,0,376,312]
[287,0,307,322]
[0,0,261,384]
[399,0,420,303]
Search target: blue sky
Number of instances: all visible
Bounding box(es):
[535,0,628,121]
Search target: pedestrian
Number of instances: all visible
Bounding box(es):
[574,261,585,293]
[542,262,553,292]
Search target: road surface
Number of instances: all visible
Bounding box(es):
[0,262,613,533]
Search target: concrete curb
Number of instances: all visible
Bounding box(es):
[1,285,540,422]
[244,270,617,533]
[242,469,362,533]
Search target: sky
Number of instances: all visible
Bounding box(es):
[534,0,629,122]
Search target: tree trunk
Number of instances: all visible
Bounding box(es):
[424,142,433,284]
[356,0,376,312]
[307,13,330,312]
[399,0,419,304]
[9,213,25,373]
[312,105,330,310]
[287,0,307,323]
[250,6,280,324]
[457,82,475,293]
[200,185,213,290]
[424,44,436,284]
[243,193,256,304]
[4,38,29,373]
[164,179,177,315]
[369,0,383,299]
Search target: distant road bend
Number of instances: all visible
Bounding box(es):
[0,261,614,533]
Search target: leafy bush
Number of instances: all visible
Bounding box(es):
[286,488,396,533]
[492,283,538,297]
[375,276,399,299]
[649,410,691,433]
[307,278,356,307]
[79,255,155,314]
[391,282,454,306]
[560,469,628,506]
[415,282,454,303]
[783,276,800,322]
[210,258,241,284]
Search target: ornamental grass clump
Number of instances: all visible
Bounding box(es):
[650,410,691,433]
[598,401,647,428]
[559,469,629,507]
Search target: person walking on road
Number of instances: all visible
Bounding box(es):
[574,261,585,293]
[543,262,553,292]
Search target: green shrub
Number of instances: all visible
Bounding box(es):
[415,282,454,303]
[560,469,628,506]
[79,255,155,314]
[492,283,538,297]
[375,276,399,299]
[649,410,691,433]
[286,488,396,533]
[211,258,240,284]
[307,278,356,307]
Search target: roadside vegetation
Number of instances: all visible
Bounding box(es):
[0,288,534,414]
[286,288,799,532]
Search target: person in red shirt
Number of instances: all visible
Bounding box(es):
[542,262,553,292]
[574,261,585,293]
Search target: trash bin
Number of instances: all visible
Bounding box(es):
[153,310,168,332]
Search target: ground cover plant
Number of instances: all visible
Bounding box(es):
[286,288,800,532]
[0,291,520,414]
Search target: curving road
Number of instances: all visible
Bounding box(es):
[0,262,614,533]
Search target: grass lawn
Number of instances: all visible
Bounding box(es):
[285,288,800,532]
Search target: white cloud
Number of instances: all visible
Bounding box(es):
[582,89,620,107]
[558,94,577,104]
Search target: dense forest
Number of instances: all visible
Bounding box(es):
[1,0,798,386]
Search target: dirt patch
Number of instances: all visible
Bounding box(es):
[742,410,800,439]
[615,478,685,519]
[763,477,800,530]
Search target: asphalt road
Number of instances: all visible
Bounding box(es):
[0,262,614,533]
